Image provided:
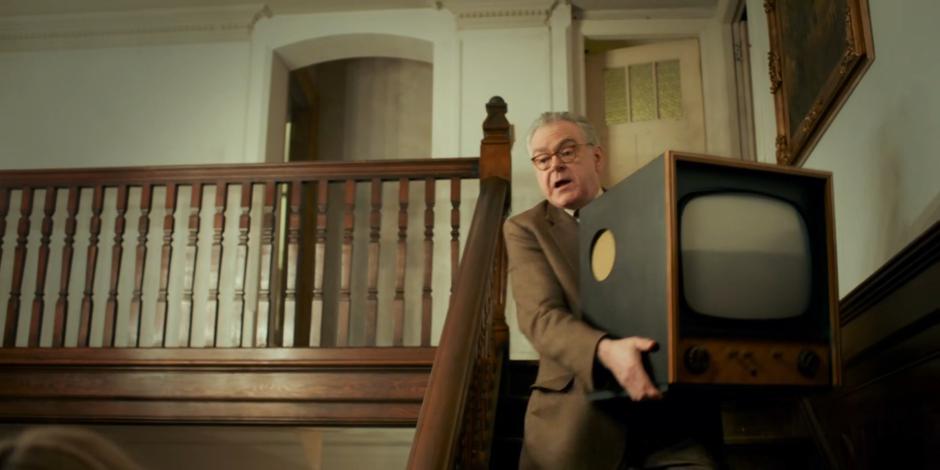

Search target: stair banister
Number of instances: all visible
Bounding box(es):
[408,97,512,469]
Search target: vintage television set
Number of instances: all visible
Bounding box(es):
[580,151,840,390]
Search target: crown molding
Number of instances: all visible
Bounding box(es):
[0,4,270,52]
[441,0,558,30]
[577,7,715,20]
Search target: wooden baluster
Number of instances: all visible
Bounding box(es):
[78,186,104,347]
[255,182,276,347]
[281,182,302,347]
[53,188,79,347]
[0,189,8,280]
[365,178,382,346]
[309,180,328,347]
[103,185,128,348]
[421,178,435,347]
[0,190,6,344]
[336,180,356,347]
[4,188,33,347]
[154,184,176,347]
[392,178,408,347]
[492,231,510,346]
[450,177,461,309]
[233,183,252,347]
[180,184,202,347]
[4,189,33,346]
[206,183,227,347]
[0,191,5,344]
[128,185,152,347]
[28,188,57,347]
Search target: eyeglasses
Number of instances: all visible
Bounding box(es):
[530,143,593,171]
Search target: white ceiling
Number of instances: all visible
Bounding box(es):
[0,0,717,18]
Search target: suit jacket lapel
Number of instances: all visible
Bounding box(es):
[543,203,581,310]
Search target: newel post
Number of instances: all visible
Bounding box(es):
[480,96,511,348]
[479,96,512,182]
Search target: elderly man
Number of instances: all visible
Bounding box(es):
[504,112,719,469]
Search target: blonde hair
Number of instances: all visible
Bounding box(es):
[0,426,143,470]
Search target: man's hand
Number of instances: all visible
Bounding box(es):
[596,337,662,401]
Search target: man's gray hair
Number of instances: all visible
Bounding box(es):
[526,112,599,153]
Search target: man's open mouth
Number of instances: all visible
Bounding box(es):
[553,178,571,189]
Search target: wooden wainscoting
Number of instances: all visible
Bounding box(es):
[811,220,940,469]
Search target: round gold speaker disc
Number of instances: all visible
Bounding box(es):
[591,229,616,282]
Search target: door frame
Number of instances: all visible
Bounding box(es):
[571,5,746,161]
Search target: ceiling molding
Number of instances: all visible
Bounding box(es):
[0,1,434,18]
[0,4,270,52]
[442,0,558,30]
[577,7,715,20]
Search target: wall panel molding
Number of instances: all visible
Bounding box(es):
[840,219,940,326]
[0,4,270,51]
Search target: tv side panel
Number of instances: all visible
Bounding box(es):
[824,175,841,386]
[580,155,670,386]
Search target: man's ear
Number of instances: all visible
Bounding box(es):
[593,145,604,171]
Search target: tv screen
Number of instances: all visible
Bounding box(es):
[679,192,812,320]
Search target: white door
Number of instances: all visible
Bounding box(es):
[586,39,706,187]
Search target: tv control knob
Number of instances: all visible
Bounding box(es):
[684,346,710,375]
[797,350,821,378]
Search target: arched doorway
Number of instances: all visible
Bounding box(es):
[266,34,434,347]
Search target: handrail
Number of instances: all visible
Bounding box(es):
[407,177,509,469]
[408,96,512,469]
[0,157,479,187]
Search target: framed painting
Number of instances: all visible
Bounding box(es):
[765,0,874,166]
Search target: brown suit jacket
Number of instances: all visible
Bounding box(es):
[504,201,627,469]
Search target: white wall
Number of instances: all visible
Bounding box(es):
[0,41,261,348]
[746,0,940,295]
[0,42,252,168]
[457,5,575,360]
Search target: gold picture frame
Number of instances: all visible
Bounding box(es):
[765,0,875,166]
